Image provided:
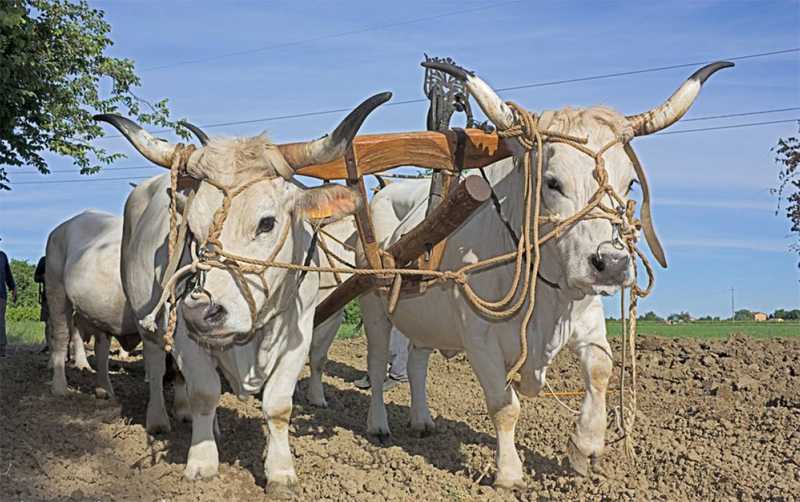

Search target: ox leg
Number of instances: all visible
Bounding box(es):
[262,338,310,497]
[465,334,525,490]
[173,370,193,423]
[68,316,91,371]
[47,283,71,396]
[174,331,220,481]
[94,333,114,399]
[306,310,342,408]
[45,323,54,369]
[142,339,171,435]
[361,292,393,445]
[407,345,435,436]
[566,333,612,476]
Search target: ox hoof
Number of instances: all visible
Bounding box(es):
[409,417,435,438]
[174,406,193,423]
[73,360,92,372]
[307,395,329,408]
[184,461,219,481]
[367,431,392,447]
[94,387,113,400]
[566,438,596,477]
[146,411,172,436]
[51,385,70,397]
[493,475,526,491]
[266,478,299,499]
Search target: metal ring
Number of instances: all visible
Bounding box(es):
[596,239,624,260]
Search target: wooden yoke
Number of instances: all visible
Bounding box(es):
[299,128,511,327]
[343,145,382,271]
[295,129,511,180]
[313,176,492,327]
[416,127,469,293]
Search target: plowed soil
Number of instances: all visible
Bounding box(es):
[1,334,798,501]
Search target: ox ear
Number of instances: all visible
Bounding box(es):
[293,183,363,225]
[166,177,201,215]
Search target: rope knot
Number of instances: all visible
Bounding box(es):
[170,143,197,176]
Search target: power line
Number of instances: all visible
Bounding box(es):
[12,107,796,178]
[11,165,160,175]
[654,118,798,136]
[96,47,800,140]
[11,117,799,186]
[681,107,800,122]
[489,48,800,93]
[11,176,153,185]
[140,0,527,72]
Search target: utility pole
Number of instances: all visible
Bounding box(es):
[730,287,735,321]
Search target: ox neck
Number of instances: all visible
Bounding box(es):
[479,155,565,294]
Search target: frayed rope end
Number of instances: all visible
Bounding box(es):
[139,315,158,332]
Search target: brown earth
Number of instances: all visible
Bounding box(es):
[1,334,798,502]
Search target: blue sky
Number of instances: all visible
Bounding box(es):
[1,0,798,319]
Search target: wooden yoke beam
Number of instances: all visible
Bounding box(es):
[344,145,382,272]
[313,176,491,327]
[295,129,511,180]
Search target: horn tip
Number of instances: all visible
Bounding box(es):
[691,61,735,84]
[421,60,475,80]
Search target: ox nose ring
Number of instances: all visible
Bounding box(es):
[595,238,624,262]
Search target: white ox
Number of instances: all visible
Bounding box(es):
[45,210,141,398]
[359,62,731,487]
[100,93,388,495]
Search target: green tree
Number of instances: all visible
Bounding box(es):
[9,259,38,307]
[733,309,751,321]
[0,0,184,189]
[638,311,662,321]
[343,299,362,325]
[771,132,800,266]
[667,311,691,323]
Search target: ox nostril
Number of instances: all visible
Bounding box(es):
[591,254,606,272]
[204,303,226,323]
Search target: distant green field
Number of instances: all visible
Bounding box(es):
[10,320,365,343]
[6,321,46,344]
[7,320,797,345]
[606,320,800,339]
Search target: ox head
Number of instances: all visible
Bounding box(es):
[96,92,391,346]
[424,61,732,297]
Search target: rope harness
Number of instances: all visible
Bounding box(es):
[144,102,654,458]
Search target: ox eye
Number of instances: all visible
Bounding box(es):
[546,177,565,195]
[628,179,639,193]
[257,216,276,235]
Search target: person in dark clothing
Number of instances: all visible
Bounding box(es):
[353,326,409,391]
[0,239,18,358]
[34,257,50,354]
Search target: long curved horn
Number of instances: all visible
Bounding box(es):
[93,114,183,168]
[627,61,734,136]
[278,92,393,170]
[421,61,515,130]
[179,121,210,146]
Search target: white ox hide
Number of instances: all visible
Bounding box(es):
[359,62,731,487]
[105,93,388,494]
[304,216,358,408]
[45,210,140,398]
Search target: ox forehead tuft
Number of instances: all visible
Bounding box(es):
[548,106,635,143]
[187,132,285,185]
